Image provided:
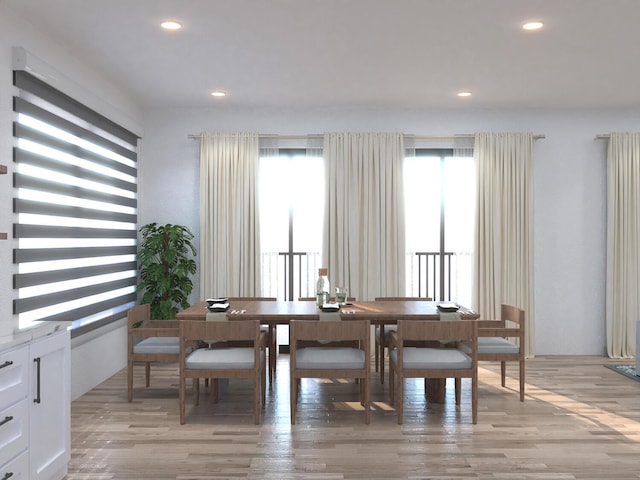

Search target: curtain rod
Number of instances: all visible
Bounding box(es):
[595,134,610,139]
[187,133,546,140]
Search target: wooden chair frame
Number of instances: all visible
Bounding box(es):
[127,304,180,402]
[179,319,266,425]
[289,319,371,424]
[389,319,478,424]
[476,304,526,401]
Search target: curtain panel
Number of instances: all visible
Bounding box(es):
[606,132,640,358]
[199,132,262,298]
[322,132,406,301]
[473,132,535,357]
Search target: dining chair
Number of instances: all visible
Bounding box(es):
[179,319,266,425]
[127,304,181,402]
[389,319,478,424]
[466,304,525,401]
[289,319,371,424]
[374,297,431,385]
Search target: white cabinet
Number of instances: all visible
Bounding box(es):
[0,329,70,480]
[29,330,70,480]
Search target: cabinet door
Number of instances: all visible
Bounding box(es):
[29,330,70,480]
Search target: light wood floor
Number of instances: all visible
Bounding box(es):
[67,356,640,480]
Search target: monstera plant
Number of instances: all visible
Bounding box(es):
[137,223,197,319]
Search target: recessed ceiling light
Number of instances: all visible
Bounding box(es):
[522,20,544,31]
[210,91,227,98]
[457,91,472,97]
[160,20,183,30]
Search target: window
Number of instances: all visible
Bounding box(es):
[404,149,475,304]
[259,150,324,300]
[12,71,139,336]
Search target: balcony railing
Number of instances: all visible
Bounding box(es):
[407,251,471,303]
[261,251,321,301]
[261,250,471,305]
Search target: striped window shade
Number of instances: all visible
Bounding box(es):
[12,70,139,335]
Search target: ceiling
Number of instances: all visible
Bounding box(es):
[5,0,640,111]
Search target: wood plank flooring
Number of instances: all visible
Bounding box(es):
[67,356,640,480]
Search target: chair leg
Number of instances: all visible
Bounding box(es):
[374,330,380,373]
[379,341,386,384]
[455,378,461,405]
[519,359,525,401]
[396,375,404,425]
[269,326,277,385]
[290,374,297,425]
[145,362,151,387]
[389,361,395,404]
[364,373,371,425]
[127,359,134,402]
[501,361,506,387]
[254,374,260,425]
[472,375,478,424]
[261,363,267,406]
[179,375,186,425]
[194,377,200,405]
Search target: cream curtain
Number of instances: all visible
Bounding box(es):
[322,132,406,300]
[473,132,535,357]
[606,132,640,358]
[199,132,261,298]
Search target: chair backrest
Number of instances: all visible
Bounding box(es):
[476,304,524,341]
[396,319,477,345]
[180,319,261,345]
[375,297,432,301]
[128,304,180,336]
[290,319,370,345]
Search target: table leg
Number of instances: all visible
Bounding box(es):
[425,378,446,403]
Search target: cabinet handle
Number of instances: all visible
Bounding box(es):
[1,472,13,480]
[0,360,13,369]
[33,357,41,404]
[0,416,13,427]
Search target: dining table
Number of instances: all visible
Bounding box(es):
[176,299,479,403]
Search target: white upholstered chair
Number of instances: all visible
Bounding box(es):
[179,319,266,425]
[468,304,526,401]
[127,304,180,402]
[389,319,478,424]
[289,319,371,424]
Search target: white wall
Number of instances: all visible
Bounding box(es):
[0,4,143,398]
[141,105,640,356]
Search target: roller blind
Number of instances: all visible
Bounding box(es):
[12,70,139,336]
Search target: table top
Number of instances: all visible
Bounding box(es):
[176,300,478,324]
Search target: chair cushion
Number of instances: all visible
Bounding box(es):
[296,347,365,369]
[461,337,519,355]
[185,347,264,370]
[375,325,397,342]
[133,336,180,355]
[391,347,472,369]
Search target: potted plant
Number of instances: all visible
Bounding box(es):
[137,222,197,319]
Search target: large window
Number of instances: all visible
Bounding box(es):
[12,71,139,335]
[259,150,324,300]
[404,149,475,304]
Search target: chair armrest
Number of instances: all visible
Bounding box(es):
[478,327,521,338]
[133,326,179,338]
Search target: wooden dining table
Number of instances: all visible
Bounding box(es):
[176,299,479,403]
